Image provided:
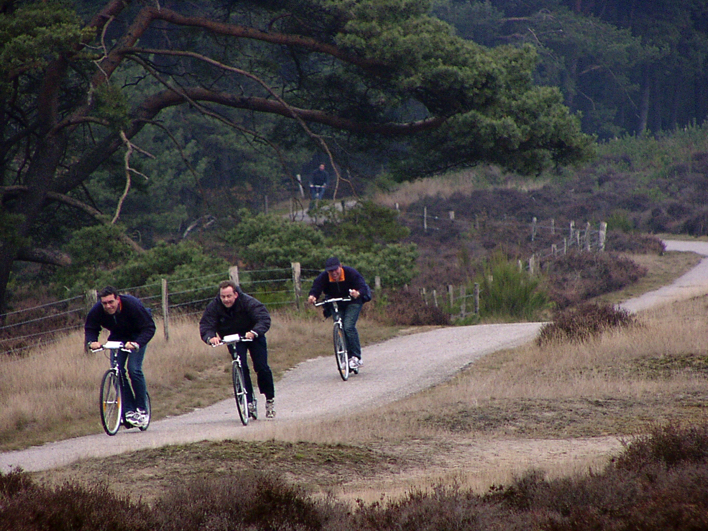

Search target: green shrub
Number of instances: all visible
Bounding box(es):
[476,253,550,321]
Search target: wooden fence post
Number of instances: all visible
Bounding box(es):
[474,283,480,315]
[375,276,381,290]
[531,216,537,241]
[599,221,607,251]
[448,284,454,308]
[229,265,240,287]
[423,206,428,232]
[291,262,301,309]
[449,210,455,221]
[529,255,536,275]
[161,278,169,342]
[551,218,555,235]
[585,222,592,251]
[433,289,438,308]
[421,287,427,305]
[459,286,466,317]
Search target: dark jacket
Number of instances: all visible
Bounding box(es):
[310,167,328,186]
[84,294,156,346]
[308,265,371,305]
[199,288,271,343]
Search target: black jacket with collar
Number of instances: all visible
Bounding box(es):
[308,265,371,304]
[84,294,156,346]
[199,288,271,342]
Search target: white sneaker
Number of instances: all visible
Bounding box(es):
[124,411,138,426]
[348,357,361,370]
[135,408,149,428]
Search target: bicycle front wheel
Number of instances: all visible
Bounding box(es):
[334,323,349,381]
[100,370,122,436]
[232,361,249,426]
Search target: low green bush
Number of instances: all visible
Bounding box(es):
[476,253,551,321]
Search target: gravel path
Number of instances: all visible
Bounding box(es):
[3,240,708,474]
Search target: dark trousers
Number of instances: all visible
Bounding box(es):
[231,335,275,401]
[342,302,363,359]
[114,345,148,412]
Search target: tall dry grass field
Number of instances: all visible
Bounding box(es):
[0,309,394,451]
[234,296,708,501]
[373,168,546,209]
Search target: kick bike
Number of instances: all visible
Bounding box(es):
[93,341,151,436]
[315,297,353,381]
[211,334,253,425]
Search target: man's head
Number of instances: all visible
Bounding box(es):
[218,280,239,308]
[98,286,121,315]
[325,257,342,280]
[318,163,325,171]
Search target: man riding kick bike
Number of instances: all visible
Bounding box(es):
[308,257,371,370]
[199,280,276,419]
[85,286,156,429]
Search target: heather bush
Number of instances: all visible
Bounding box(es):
[546,251,647,307]
[0,469,155,531]
[537,303,637,345]
[373,289,450,326]
[614,422,708,471]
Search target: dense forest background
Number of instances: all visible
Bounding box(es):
[2,0,708,318]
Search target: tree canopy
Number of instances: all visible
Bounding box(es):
[0,0,593,316]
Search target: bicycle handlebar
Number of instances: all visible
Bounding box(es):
[91,341,131,353]
[210,333,254,347]
[314,297,352,307]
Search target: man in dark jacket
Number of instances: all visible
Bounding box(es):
[308,257,371,371]
[308,163,328,212]
[199,280,275,419]
[85,286,156,428]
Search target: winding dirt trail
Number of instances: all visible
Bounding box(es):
[3,240,708,477]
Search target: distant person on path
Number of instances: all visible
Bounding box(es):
[85,286,156,428]
[199,280,276,419]
[308,257,371,370]
[308,163,329,212]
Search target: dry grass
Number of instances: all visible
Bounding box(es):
[373,168,546,209]
[0,308,398,451]
[28,295,708,506]
[7,250,708,506]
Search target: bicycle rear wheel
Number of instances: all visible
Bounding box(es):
[334,323,349,381]
[232,361,249,426]
[139,392,151,431]
[100,370,122,436]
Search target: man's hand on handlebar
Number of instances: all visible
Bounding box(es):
[349,289,360,299]
[208,335,222,346]
[88,341,101,351]
[307,295,317,305]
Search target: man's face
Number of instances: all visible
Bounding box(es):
[220,286,238,308]
[329,266,342,281]
[100,294,120,315]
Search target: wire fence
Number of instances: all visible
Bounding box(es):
[0,265,323,356]
[1,209,607,356]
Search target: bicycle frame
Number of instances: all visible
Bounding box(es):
[315,297,352,381]
[94,341,151,435]
[211,334,253,425]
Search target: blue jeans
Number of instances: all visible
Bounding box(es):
[113,345,148,413]
[342,302,363,359]
[231,335,275,401]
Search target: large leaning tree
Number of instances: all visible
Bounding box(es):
[0,0,594,316]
